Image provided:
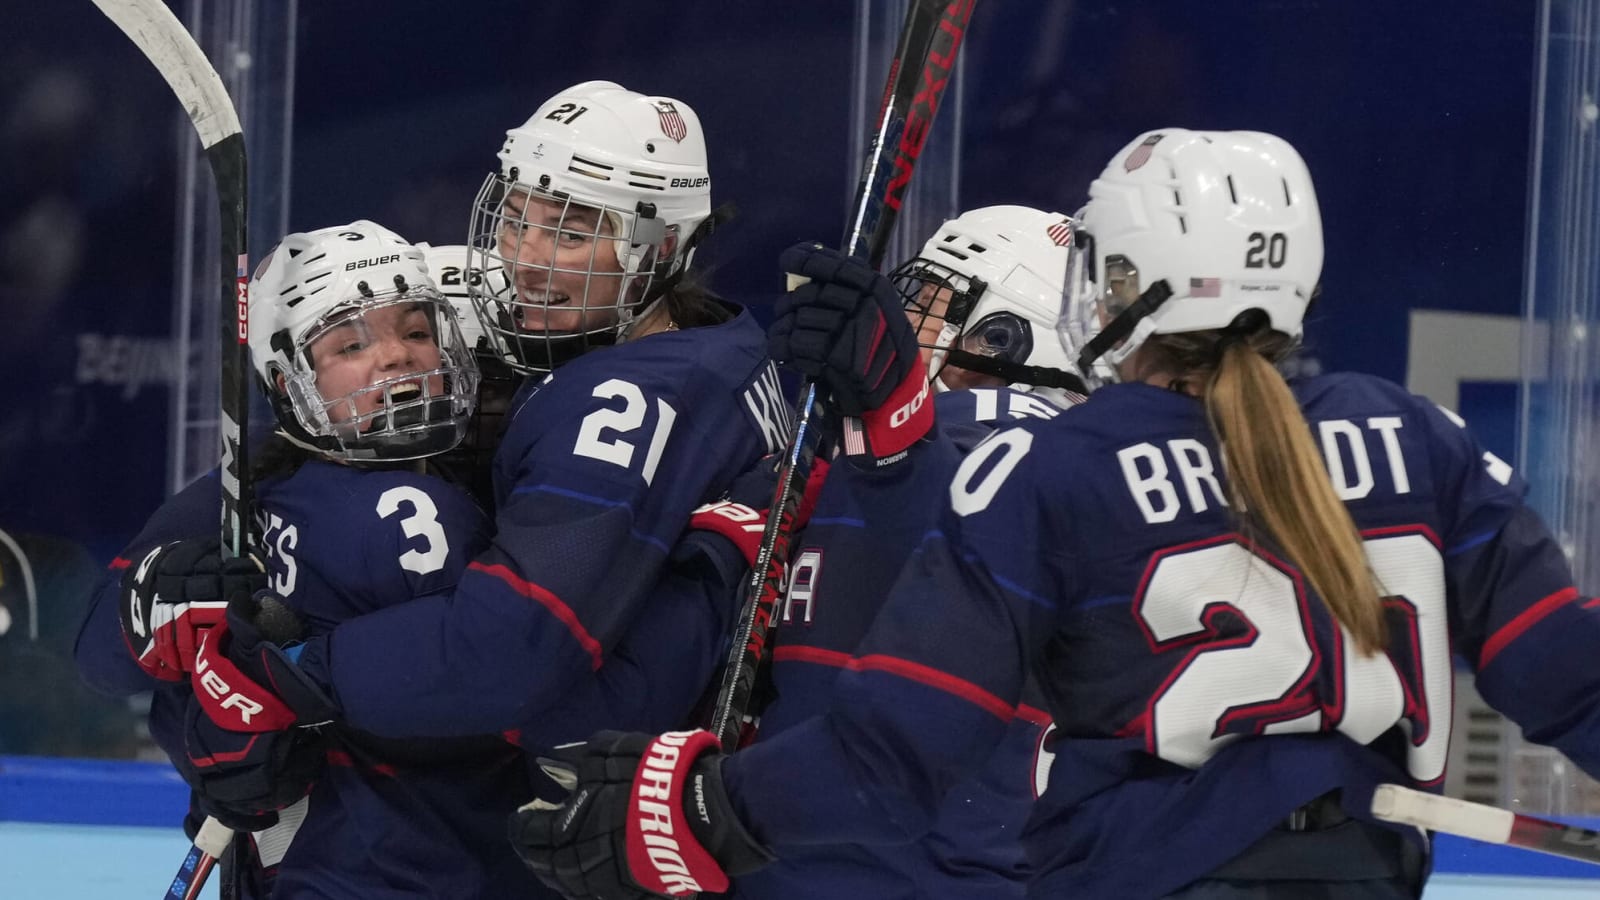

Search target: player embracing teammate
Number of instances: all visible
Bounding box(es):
[511,129,1600,900]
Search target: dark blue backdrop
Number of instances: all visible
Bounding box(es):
[2,0,1535,575]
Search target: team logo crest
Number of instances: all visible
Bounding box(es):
[1123,133,1164,172]
[1046,219,1074,247]
[654,100,687,143]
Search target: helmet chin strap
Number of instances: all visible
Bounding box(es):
[1075,279,1175,376]
[941,347,1091,395]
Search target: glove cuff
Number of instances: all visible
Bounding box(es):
[842,359,934,465]
[687,501,766,568]
[623,730,770,895]
[191,622,300,732]
[685,755,775,878]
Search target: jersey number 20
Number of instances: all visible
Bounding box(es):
[953,430,1453,785]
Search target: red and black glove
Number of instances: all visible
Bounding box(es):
[770,242,933,466]
[118,539,265,681]
[189,592,339,732]
[174,690,329,831]
[688,456,831,568]
[509,730,772,899]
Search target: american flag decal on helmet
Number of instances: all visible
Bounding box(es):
[1189,277,1222,297]
[1046,219,1074,246]
[654,100,687,143]
[1123,134,1164,172]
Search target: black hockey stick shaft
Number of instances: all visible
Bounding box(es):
[707,0,977,750]
[1372,783,1600,866]
[89,1,251,897]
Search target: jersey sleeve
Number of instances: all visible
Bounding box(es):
[724,422,1074,847]
[310,369,748,737]
[1425,402,1600,773]
[73,471,220,696]
[507,528,747,748]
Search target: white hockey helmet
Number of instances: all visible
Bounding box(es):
[893,205,1089,405]
[468,80,714,374]
[1062,129,1323,385]
[416,243,516,379]
[249,221,480,461]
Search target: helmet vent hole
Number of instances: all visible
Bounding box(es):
[569,155,616,182]
[646,142,657,153]
[1282,178,1293,205]
[628,170,667,192]
[287,247,302,259]
[1226,175,1238,204]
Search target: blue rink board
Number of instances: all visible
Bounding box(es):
[3,756,1597,898]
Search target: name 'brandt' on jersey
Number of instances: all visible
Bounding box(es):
[1117,415,1414,525]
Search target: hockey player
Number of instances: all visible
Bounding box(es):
[84,220,542,897]
[78,220,752,898]
[508,129,1600,900]
[110,82,783,747]
[696,206,1081,900]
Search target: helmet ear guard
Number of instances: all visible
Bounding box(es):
[894,205,1089,401]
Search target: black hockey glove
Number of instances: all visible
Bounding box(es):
[190,592,339,732]
[509,730,773,899]
[175,690,328,830]
[119,538,266,682]
[771,243,933,466]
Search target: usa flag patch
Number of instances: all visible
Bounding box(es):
[654,100,687,143]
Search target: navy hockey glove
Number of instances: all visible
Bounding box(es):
[772,242,933,464]
[119,538,265,682]
[191,592,339,732]
[688,456,831,567]
[509,730,772,899]
[176,690,328,830]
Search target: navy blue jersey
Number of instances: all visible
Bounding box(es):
[248,460,548,900]
[294,308,783,736]
[731,388,1058,900]
[722,372,1599,899]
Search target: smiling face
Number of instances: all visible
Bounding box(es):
[494,189,628,335]
[305,301,446,425]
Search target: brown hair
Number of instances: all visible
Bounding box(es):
[1143,326,1387,655]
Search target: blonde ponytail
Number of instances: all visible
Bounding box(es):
[1203,339,1386,655]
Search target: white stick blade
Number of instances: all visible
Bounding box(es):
[1371,783,1515,845]
[90,0,242,148]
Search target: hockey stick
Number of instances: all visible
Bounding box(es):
[89,1,252,897]
[1372,783,1600,866]
[707,0,978,749]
